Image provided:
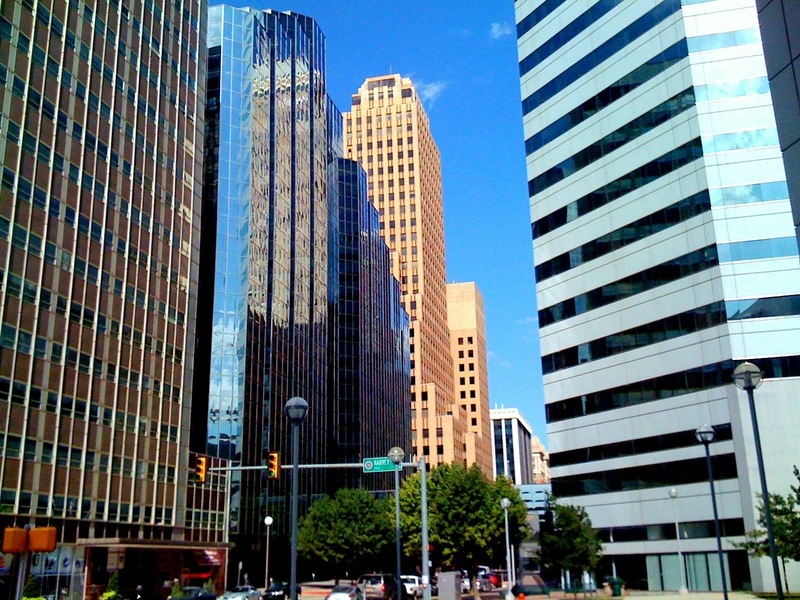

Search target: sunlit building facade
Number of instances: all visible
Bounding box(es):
[0,0,227,595]
[335,158,411,489]
[447,282,492,477]
[517,0,800,592]
[344,75,465,467]
[491,407,535,485]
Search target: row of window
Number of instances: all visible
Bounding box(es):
[541,301,726,374]
[2,269,183,360]
[0,320,181,400]
[0,488,175,523]
[550,423,732,467]
[536,190,711,284]
[522,0,682,116]
[525,39,688,156]
[552,453,737,497]
[0,378,180,440]
[2,434,177,482]
[0,68,193,234]
[545,355,800,423]
[539,244,717,328]
[532,138,703,238]
[529,87,696,197]
[519,0,628,78]
[598,517,744,543]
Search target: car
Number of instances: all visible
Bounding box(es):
[356,574,407,600]
[181,587,217,600]
[325,585,364,600]
[400,576,420,597]
[222,585,262,600]
[264,582,290,600]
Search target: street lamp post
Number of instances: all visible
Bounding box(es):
[264,516,273,591]
[285,397,309,600]
[668,489,688,594]
[733,362,784,600]
[695,425,728,600]
[501,498,514,600]
[388,447,405,600]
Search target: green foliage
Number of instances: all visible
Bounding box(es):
[734,466,800,592]
[538,501,602,580]
[22,576,43,599]
[399,463,529,571]
[100,571,125,600]
[170,581,184,600]
[298,487,393,575]
[204,579,215,593]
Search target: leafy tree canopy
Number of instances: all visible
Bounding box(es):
[538,501,602,579]
[399,463,528,572]
[297,487,392,576]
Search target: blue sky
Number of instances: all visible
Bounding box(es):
[212,1,547,442]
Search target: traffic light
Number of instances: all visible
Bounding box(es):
[194,456,208,483]
[267,451,280,479]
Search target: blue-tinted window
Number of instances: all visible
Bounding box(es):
[718,236,799,262]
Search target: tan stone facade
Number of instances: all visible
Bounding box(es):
[447,282,493,477]
[531,435,551,483]
[344,75,465,467]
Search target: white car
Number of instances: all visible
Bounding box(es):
[326,585,364,600]
[400,576,420,598]
[222,585,262,600]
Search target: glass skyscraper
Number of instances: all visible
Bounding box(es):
[335,157,411,490]
[201,5,337,547]
[0,0,227,595]
[200,8,411,583]
[517,0,800,592]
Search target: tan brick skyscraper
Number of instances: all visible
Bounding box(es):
[447,282,493,477]
[344,75,465,467]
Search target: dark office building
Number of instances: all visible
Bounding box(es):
[200,6,340,581]
[335,158,411,491]
[0,0,227,597]
[756,0,800,251]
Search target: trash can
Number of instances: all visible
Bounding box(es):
[610,580,623,597]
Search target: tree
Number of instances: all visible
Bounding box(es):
[734,466,800,592]
[399,463,528,573]
[538,502,602,585]
[298,487,393,577]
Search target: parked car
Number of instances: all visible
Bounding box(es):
[400,576,420,597]
[264,582,290,600]
[356,574,407,600]
[181,587,217,600]
[222,585,262,600]
[325,585,364,600]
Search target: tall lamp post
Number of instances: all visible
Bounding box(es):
[501,498,514,600]
[668,489,688,594]
[264,516,273,591]
[388,447,405,600]
[733,362,784,600]
[285,397,308,600]
[695,425,728,600]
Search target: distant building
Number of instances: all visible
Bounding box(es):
[447,282,493,477]
[491,407,535,485]
[530,436,550,484]
[344,75,465,467]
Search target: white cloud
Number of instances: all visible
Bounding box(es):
[490,22,513,39]
[416,80,447,106]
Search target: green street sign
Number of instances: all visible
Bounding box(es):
[363,457,396,473]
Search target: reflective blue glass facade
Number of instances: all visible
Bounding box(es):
[202,7,338,544]
[335,158,411,490]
